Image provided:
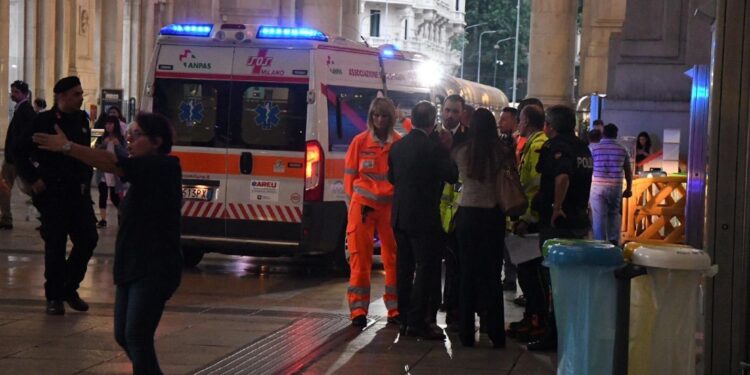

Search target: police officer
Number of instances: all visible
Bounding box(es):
[527,105,593,350]
[15,76,98,315]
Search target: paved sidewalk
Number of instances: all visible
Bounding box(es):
[0,181,557,374]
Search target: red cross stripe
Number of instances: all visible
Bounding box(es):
[181,201,302,223]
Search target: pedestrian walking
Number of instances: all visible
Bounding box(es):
[15,76,98,315]
[94,115,127,228]
[1,80,37,229]
[344,97,401,328]
[33,97,47,113]
[34,111,182,374]
[589,123,633,245]
[389,101,457,340]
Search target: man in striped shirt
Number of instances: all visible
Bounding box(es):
[589,123,633,245]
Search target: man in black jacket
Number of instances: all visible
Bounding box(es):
[1,80,37,229]
[15,76,98,315]
[388,101,458,339]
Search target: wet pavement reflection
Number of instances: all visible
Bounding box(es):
[0,187,555,374]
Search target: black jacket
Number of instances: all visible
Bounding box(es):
[4,100,36,164]
[388,129,458,234]
[14,107,93,189]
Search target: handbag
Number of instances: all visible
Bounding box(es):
[495,166,528,217]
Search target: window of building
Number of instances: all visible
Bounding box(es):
[404,19,408,40]
[370,10,380,37]
[456,0,460,11]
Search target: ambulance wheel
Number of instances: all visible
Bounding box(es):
[182,247,204,267]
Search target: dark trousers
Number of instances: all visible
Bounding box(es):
[502,243,517,283]
[517,257,546,316]
[395,228,442,330]
[115,277,176,375]
[442,231,460,323]
[34,187,98,300]
[455,206,506,341]
[98,181,120,209]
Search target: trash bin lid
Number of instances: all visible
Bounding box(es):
[541,238,611,258]
[629,244,711,270]
[623,242,685,261]
[546,242,624,267]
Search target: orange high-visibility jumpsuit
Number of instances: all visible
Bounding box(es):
[344,130,401,320]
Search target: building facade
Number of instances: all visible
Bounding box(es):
[360,0,465,72]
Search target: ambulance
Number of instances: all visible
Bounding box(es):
[141,23,507,267]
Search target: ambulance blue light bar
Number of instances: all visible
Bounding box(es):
[256,26,328,42]
[381,49,395,58]
[160,24,213,37]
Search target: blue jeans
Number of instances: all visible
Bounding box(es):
[589,183,623,242]
[114,277,175,375]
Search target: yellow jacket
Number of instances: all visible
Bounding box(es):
[518,131,547,223]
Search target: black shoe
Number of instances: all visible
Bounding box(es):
[526,335,557,351]
[459,333,475,347]
[46,300,65,315]
[406,325,445,341]
[387,315,401,325]
[65,293,89,312]
[351,315,367,328]
[96,220,107,228]
[513,295,526,307]
[0,222,13,230]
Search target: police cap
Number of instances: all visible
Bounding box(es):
[53,76,82,94]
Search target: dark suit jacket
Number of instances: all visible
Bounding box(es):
[388,129,458,234]
[4,100,36,164]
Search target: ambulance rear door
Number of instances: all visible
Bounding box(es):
[225,47,310,246]
[151,44,234,240]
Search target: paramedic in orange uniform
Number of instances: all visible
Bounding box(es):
[344,97,402,328]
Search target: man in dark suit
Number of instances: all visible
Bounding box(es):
[1,80,37,229]
[388,101,458,340]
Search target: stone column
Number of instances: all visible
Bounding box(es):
[279,0,296,26]
[578,0,626,95]
[526,0,577,106]
[35,0,57,102]
[341,0,360,41]
[99,0,123,89]
[23,0,37,91]
[0,0,10,143]
[301,0,343,38]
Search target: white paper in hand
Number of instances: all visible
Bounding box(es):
[505,233,542,265]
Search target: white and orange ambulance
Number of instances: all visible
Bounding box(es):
[141,23,506,267]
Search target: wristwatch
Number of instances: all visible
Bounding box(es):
[61,141,73,154]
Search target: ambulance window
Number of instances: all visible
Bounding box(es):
[231,84,306,151]
[388,90,431,134]
[326,85,380,152]
[152,79,229,147]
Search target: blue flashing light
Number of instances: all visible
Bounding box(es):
[257,26,328,42]
[381,49,395,58]
[160,24,213,37]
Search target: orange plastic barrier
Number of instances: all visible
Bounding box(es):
[621,176,687,244]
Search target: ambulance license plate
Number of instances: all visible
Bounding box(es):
[182,186,213,201]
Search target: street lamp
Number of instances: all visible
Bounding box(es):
[477,30,499,84]
[492,37,514,88]
[460,22,487,79]
[512,0,522,104]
